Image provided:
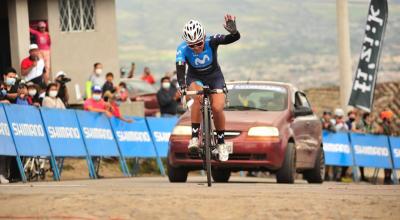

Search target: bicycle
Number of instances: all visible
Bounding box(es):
[23,157,48,181]
[184,85,226,187]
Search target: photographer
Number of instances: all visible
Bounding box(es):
[54,71,70,107]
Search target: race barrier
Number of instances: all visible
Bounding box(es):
[0,103,399,183]
[323,130,399,184]
[0,104,178,181]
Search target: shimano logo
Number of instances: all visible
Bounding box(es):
[116,131,151,142]
[195,55,210,65]
[48,126,80,139]
[153,131,171,142]
[393,149,400,158]
[323,143,351,154]
[12,123,45,137]
[83,127,113,140]
[0,122,11,136]
[354,145,389,157]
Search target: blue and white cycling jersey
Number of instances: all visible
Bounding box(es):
[176,33,240,77]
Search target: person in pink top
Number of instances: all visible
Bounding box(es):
[30,21,51,75]
[84,85,113,117]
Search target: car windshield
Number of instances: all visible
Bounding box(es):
[225,84,288,111]
[123,80,157,95]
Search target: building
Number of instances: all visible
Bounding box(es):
[0,0,119,104]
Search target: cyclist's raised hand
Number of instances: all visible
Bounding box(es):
[223,14,237,34]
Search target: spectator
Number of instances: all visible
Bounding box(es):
[352,111,377,182]
[156,77,180,117]
[26,82,41,106]
[334,108,348,131]
[321,111,335,132]
[102,72,115,98]
[54,71,70,106]
[15,83,29,105]
[345,110,356,130]
[378,110,395,184]
[42,83,65,109]
[30,21,51,76]
[104,92,133,123]
[141,67,155,84]
[128,62,135,78]
[84,85,112,117]
[2,68,19,103]
[0,157,9,184]
[117,82,129,102]
[86,63,105,98]
[21,44,47,85]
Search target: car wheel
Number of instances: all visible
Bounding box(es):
[276,142,296,184]
[211,169,231,183]
[167,159,188,183]
[303,147,325,184]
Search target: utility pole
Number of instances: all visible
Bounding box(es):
[336,0,353,112]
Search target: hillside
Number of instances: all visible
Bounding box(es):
[116,0,400,89]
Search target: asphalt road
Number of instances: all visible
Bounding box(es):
[0,176,399,220]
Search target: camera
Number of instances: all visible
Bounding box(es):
[56,75,71,84]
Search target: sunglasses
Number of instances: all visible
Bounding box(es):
[188,41,204,49]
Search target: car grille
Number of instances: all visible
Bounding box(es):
[176,152,267,161]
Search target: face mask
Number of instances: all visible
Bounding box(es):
[162,82,171,89]
[5,77,16,86]
[349,118,355,122]
[28,89,37,96]
[49,90,58,98]
[92,94,102,101]
[95,69,103,75]
[120,88,126,93]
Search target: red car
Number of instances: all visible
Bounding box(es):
[122,79,159,116]
[167,81,324,184]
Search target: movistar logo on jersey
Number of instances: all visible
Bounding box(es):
[195,55,210,65]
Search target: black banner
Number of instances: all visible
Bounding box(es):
[348,0,388,112]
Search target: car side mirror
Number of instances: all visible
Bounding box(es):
[293,106,313,117]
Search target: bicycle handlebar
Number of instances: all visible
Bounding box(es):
[184,89,225,96]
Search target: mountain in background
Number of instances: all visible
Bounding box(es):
[116,0,400,89]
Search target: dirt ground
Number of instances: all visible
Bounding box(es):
[0,175,399,220]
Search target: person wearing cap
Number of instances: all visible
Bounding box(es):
[54,71,70,106]
[26,82,41,106]
[84,85,112,117]
[20,44,47,85]
[30,21,51,75]
[333,108,348,132]
[378,109,395,184]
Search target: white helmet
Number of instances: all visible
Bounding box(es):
[182,19,205,44]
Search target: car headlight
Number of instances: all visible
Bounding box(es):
[172,125,192,136]
[248,126,279,137]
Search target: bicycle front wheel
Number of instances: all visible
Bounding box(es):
[202,103,212,187]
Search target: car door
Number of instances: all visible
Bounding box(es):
[291,92,319,168]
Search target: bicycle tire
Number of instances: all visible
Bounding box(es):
[203,99,212,187]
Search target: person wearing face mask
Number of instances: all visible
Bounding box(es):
[84,85,112,117]
[21,44,47,85]
[26,82,41,107]
[86,62,105,99]
[156,77,180,117]
[117,82,129,102]
[1,68,19,103]
[42,83,65,109]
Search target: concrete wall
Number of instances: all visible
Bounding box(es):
[46,0,119,104]
[8,0,30,72]
[28,0,48,21]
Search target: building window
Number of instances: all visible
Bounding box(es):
[59,0,95,32]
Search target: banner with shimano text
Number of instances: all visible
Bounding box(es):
[0,104,16,156]
[389,136,400,169]
[146,117,178,157]
[322,131,353,166]
[350,133,392,168]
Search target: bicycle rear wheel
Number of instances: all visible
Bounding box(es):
[202,102,212,187]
